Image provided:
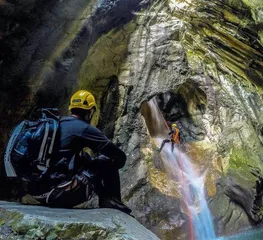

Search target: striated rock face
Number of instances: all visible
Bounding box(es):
[0,201,160,240]
[1,0,263,239]
[167,0,263,236]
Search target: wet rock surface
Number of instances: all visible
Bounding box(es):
[0,201,160,240]
[115,0,263,237]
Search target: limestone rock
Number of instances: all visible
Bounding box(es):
[0,201,160,240]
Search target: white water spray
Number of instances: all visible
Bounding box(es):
[148,98,217,240]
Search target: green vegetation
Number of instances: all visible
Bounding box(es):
[228,148,262,182]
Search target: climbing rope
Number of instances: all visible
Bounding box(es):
[155,100,194,240]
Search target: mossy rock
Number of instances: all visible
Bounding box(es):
[0,201,160,240]
[228,147,263,184]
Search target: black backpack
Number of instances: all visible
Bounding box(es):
[4,108,60,180]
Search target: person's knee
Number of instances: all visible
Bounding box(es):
[79,150,93,168]
[81,150,92,161]
[114,151,126,169]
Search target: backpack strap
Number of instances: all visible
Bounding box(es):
[37,120,49,166]
[48,119,59,155]
[37,118,60,171]
[37,116,76,171]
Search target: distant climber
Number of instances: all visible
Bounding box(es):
[158,123,181,152]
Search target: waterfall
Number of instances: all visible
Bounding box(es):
[147,98,217,240]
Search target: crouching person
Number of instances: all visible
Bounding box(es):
[20,90,131,215]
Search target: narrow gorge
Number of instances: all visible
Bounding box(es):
[1,0,263,239]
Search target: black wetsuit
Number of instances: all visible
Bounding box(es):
[30,116,126,207]
[58,116,126,169]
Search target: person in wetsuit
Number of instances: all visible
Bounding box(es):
[158,123,180,153]
[30,90,131,214]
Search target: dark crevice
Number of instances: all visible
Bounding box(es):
[223,171,263,225]
[98,76,119,139]
[153,83,207,142]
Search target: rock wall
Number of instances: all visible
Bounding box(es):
[113,0,263,238]
[1,0,263,239]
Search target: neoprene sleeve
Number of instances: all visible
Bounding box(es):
[81,125,126,169]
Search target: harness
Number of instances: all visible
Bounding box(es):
[171,128,180,144]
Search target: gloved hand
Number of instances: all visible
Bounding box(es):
[95,154,111,162]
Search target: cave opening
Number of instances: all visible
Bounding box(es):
[141,80,207,143]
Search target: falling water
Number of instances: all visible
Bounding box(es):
[147,98,217,240]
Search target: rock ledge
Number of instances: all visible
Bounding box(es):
[0,201,160,240]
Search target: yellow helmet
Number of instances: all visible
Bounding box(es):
[172,123,177,128]
[69,90,97,111]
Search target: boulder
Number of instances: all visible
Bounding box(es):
[0,201,160,240]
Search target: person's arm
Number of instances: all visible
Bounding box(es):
[99,142,126,169]
[81,125,126,169]
[168,129,174,135]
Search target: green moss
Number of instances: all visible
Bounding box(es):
[57,223,86,238]
[0,219,5,226]
[259,31,263,45]
[4,212,23,228]
[46,232,58,240]
[242,0,263,9]
[0,210,111,240]
[228,148,262,182]
[229,149,249,170]
[186,49,209,69]
[0,210,24,239]
[222,9,244,25]
[55,223,108,239]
